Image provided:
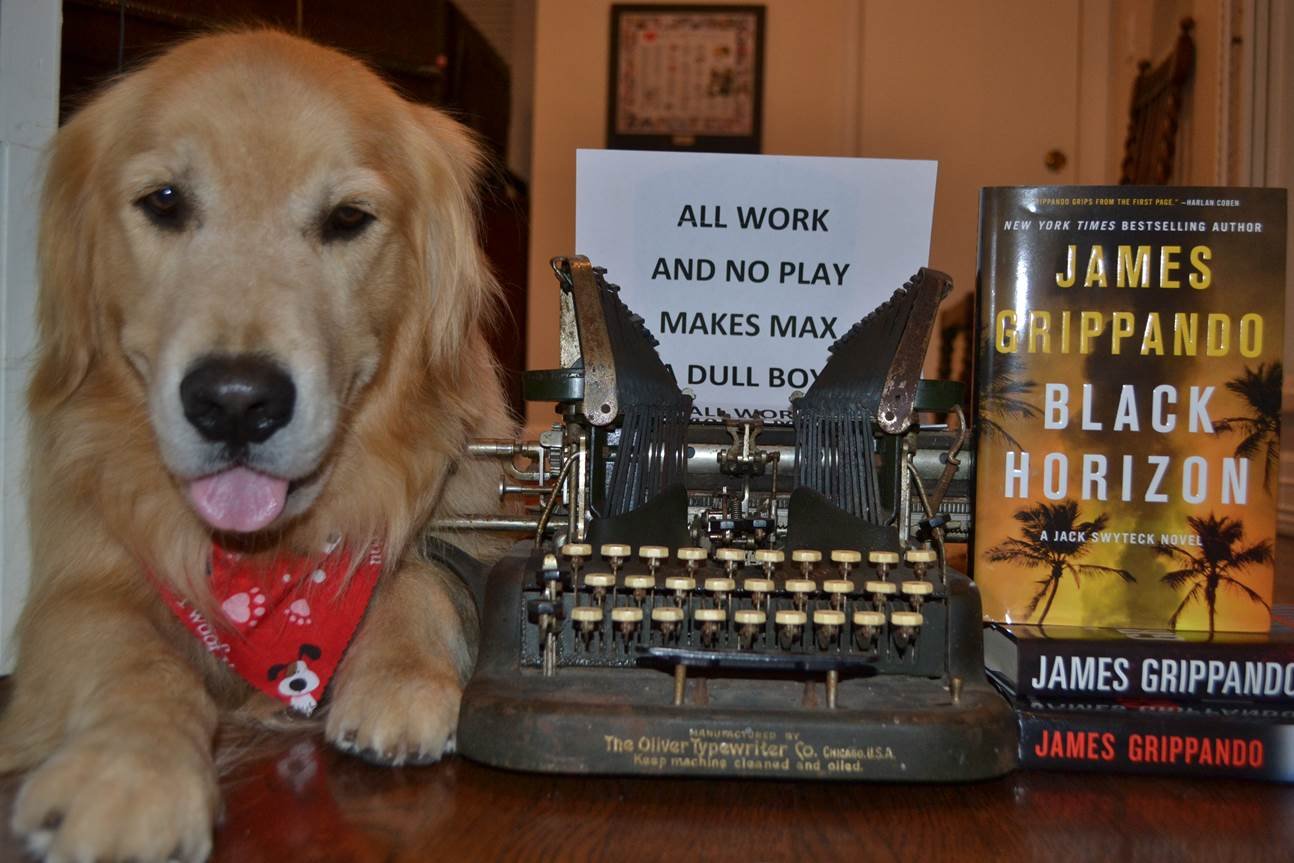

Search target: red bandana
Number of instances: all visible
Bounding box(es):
[158,537,384,715]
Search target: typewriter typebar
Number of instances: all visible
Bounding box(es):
[452,256,1015,781]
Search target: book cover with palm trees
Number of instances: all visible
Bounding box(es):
[973,186,1285,633]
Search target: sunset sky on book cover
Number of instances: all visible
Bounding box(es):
[974,187,1285,633]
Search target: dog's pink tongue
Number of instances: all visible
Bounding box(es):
[187,467,289,533]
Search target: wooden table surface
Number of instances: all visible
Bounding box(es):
[5,538,1294,862]
[3,719,1293,862]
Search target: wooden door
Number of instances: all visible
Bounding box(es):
[858,0,1100,382]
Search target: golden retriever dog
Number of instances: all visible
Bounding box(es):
[0,30,511,862]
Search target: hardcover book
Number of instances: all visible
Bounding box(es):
[984,608,1294,705]
[973,186,1286,632]
[1011,693,1294,782]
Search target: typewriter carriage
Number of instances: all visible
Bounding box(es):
[454,256,974,554]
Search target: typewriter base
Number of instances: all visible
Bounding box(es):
[458,545,1018,782]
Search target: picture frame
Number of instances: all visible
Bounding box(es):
[607,4,765,153]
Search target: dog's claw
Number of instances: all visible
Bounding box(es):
[406,749,442,766]
[24,829,54,859]
[357,746,394,766]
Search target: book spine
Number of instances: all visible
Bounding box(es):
[1009,638,1294,705]
[1017,702,1294,781]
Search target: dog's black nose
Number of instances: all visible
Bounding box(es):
[288,677,308,692]
[180,354,296,447]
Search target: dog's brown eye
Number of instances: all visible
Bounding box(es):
[135,185,187,229]
[323,204,374,242]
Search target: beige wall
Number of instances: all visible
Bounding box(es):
[527,0,1247,433]
[855,1,1108,380]
[527,0,860,432]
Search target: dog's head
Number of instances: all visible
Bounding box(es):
[33,31,495,534]
[267,643,322,694]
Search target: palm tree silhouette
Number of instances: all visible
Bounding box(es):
[978,364,1039,451]
[1213,362,1282,492]
[984,500,1134,625]
[1155,513,1273,638]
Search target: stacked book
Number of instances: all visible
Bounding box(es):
[985,606,1294,781]
[969,185,1289,781]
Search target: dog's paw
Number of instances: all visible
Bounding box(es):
[325,664,462,766]
[11,730,218,863]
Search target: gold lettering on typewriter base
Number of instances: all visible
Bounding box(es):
[598,727,899,775]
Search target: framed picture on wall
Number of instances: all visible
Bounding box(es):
[607,4,765,153]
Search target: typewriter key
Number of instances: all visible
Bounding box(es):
[612,606,643,641]
[715,547,746,577]
[601,544,631,576]
[865,579,897,609]
[704,576,736,608]
[901,579,934,612]
[831,549,861,580]
[677,546,707,561]
[791,548,822,579]
[774,609,806,648]
[561,543,591,590]
[651,605,684,641]
[571,606,604,647]
[733,609,766,648]
[623,573,655,604]
[813,609,845,649]
[676,546,707,580]
[890,610,923,652]
[584,571,615,605]
[785,578,816,611]
[753,548,784,578]
[775,609,806,649]
[664,575,695,606]
[694,607,727,647]
[742,577,775,607]
[852,609,886,648]
[868,550,899,580]
[904,547,937,580]
[823,579,854,610]
[639,545,669,577]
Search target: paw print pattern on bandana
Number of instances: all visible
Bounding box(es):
[158,537,384,715]
[286,598,313,626]
[222,587,267,627]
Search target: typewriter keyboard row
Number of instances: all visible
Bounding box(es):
[523,543,947,677]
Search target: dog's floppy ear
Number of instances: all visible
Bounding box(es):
[407,106,501,371]
[29,107,105,414]
[267,663,287,681]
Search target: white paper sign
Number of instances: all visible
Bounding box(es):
[575,150,937,422]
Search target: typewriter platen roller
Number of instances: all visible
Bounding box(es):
[453,256,1016,781]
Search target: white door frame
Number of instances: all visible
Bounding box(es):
[0,0,61,671]
[1220,0,1294,534]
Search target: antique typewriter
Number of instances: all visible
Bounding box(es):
[450,256,1016,780]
